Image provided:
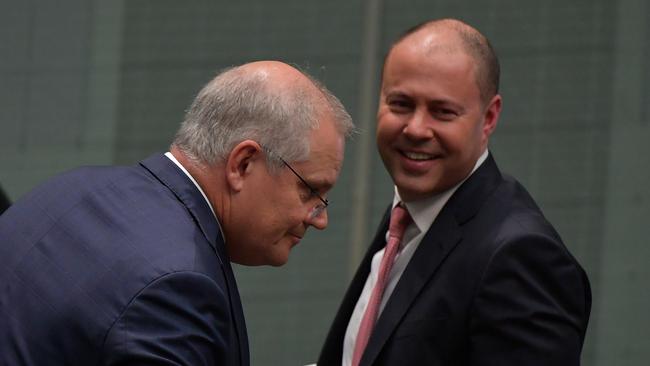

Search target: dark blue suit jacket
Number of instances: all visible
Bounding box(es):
[0,154,249,365]
[319,154,591,366]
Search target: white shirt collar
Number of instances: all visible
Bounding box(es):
[392,149,489,233]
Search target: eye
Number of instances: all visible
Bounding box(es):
[432,107,458,121]
[386,96,414,113]
[297,184,312,202]
[297,180,324,203]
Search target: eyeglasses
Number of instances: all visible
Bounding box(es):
[263,147,329,219]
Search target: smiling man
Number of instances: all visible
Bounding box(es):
[319,19,591,366]
[0,61,353,365]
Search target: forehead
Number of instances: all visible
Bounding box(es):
[382,32,480,98]
[383,45,480,103]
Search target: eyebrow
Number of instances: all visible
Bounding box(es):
[302,176,334,194]
[384,91,410,99]
[385,91,463,109]
[429,99,464,110]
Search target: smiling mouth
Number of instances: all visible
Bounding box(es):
[400,150,437,161]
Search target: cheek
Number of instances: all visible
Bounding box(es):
[267,204,305,232]
[377,117,402,147]
[434,123,476,152]
[264,214,290,234]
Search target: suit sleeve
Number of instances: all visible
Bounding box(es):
[102,271,230,365]
[469,233,591,365]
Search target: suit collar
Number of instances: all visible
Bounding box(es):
[450,152,502,224]
[139,153,226,264]
[360,153,503,366]
[140,153,250,364]
[164,152,218,220]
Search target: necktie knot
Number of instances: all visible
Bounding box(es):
[388,204,411,241]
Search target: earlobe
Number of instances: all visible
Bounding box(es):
[225,140,262,192]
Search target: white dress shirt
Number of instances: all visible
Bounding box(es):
[341,150,488,366]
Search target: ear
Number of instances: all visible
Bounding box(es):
[482,94,502,139]
[225,140,263,192]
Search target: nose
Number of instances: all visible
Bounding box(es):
[402,109,434,141]
[307,209,328,230]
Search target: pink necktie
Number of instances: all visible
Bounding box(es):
[352,204,412,366]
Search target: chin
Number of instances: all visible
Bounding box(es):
[231,254,288,267]
[393,178,434,200]
[267,254,290,267]
[265,243,292,267]
[398,189,430,202]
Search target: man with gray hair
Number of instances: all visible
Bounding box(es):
[0,61,353,365]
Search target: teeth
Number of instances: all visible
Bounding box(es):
[404,151,433,160]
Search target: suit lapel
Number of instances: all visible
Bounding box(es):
[139,153,249,365]
[216,230,250,366]
[361,210,462,366]
[361,154,503,366]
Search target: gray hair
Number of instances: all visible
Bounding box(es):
[172,65,353,173]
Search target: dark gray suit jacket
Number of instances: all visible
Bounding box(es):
[319,154,591,366]
[0,154,249,365]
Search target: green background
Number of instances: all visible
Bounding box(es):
[1,1,648,364]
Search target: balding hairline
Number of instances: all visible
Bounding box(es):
[386,18,500,105]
